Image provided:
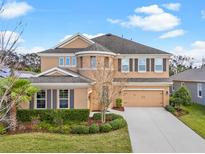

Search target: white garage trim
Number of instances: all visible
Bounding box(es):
[123,88,164,91]
[114,82,173,86]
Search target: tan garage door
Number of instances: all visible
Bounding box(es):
[123,90,163,107]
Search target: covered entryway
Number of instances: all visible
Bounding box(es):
[123,90,163,107]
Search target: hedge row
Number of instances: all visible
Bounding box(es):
[92,113,123,121]
[71,114,127,134]
[17,109,90,123]
[71,118,127,134]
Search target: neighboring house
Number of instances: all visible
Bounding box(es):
[0,67,36,78]
[25,33,172,110]
[171,67,205,105]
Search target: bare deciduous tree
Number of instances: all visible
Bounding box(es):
[169,55,194,76]
[0,1,37,132]
[91,58,126,123]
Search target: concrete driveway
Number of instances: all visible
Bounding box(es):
[124,107,205,153]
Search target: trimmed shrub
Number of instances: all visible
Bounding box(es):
[0,124,6,135]
[165,105,175,113]
[37,121,52,130]
[110,118,127,130]
[100,123,112,133]
[48,125,71,134]
[93,113,123,121]
[17,109,90,123]
[53,112,64,126]
[116,98,122,108]
[108,113,123,120]
[71,125,89,134]
[172,86,192,107]
[93,113,101,120]
[89,124,100,134]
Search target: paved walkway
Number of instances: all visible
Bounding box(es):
[124,107,205,153]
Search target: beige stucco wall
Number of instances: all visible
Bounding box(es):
[41,55,169,78]
[41,56,77,72]
[113,58,169,78]
[60,37,90,48]
[74,88,89,109]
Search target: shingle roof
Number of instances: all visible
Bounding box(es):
[29,76,91,83]
[80,43,111,52]
[29,67,93,83]
[171,67,205,82]
[39,48,81,54]
[39,33,171,55]
[113,78,172,82]
[92,33,170,54]
[39,43,112,54]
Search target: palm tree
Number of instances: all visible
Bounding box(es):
[0,77,38,131]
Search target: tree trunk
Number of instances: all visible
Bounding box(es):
[101,109,106,123]
[9,104,17,132]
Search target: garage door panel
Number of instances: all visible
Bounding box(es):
[123,90,163,107]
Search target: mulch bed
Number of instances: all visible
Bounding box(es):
[112,107,124,111]
[173,108,189,117]
[87,118,102,126]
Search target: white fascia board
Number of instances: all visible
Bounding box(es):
[31,83,91,88]
[75,51,116,56]
[53,33,94,49]
[173,80,205,83]
[123,88,164,91]
[117,54,171,58]
[35,67,78,77]
[37,53,75,57]
[113,82,173,86]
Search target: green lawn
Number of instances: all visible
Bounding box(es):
[179,104,205,138]
[0,127,132,153]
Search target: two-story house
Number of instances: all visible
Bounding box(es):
[25,33,172,110]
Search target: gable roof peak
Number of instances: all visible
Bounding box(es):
[54,33,94,49]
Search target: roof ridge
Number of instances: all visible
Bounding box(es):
[92,33,171,54]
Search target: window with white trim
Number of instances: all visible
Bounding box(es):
[36,90,46,109]
[72,56,76,65]
[59,89,69,108]
[80,57,83,68]
[172,86,175,92]
[65,56,70,65]
[90,56,96,68]
[121,58,129,72]
[155,58,163,72]
[138,58,146,72]
[59,57,64,66]
[104,57,109,68]
[197,83,203,98]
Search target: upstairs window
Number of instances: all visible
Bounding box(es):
[59,90,69,108]
[65,56,70,65]
[72,56,77,66]
[104,57,109,68]
[155,58,163,72]
[59,57,64,66]
[197,83,203,98]
[90,56,96,68]
[121,58,129,72]
[36,90,46,109]
[80,57,83,68]
[138,58,146,72]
